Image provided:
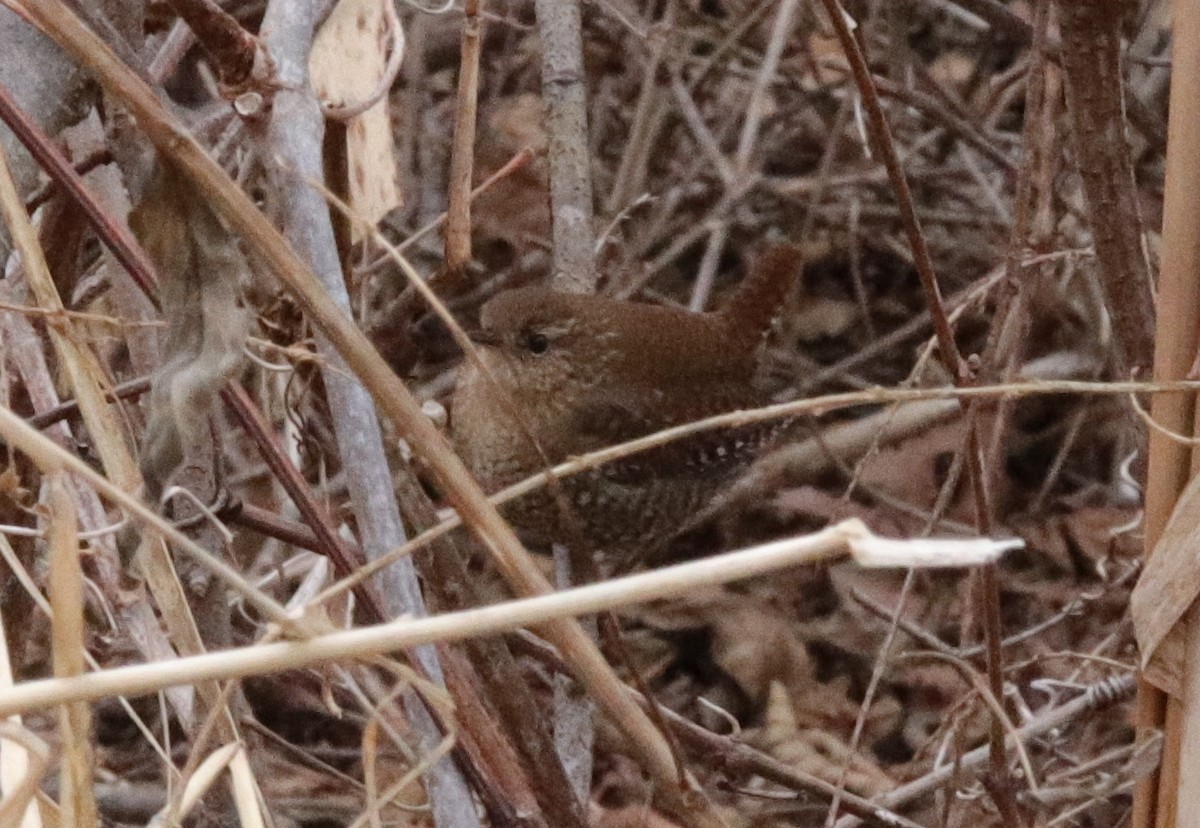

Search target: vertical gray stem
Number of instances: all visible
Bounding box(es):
[552,545,596,804]
[534,0,598,796]
[534,0,596,294]
[256,4,480,826]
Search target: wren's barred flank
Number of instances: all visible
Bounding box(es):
[452,243,803,564]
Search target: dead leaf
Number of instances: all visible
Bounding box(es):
[473,94,551,248]
[757,681,894,797]
[311,0,403,236]
[710,602,814,702]
[1132,471,1200,697]
[129,163,250,496]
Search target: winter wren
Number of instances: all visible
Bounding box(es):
[452,244,802,562]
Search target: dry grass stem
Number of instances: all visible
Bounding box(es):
[46,476,97,828]
[1133,3,1200,827]
[0,404,293,625]
[0,520,1014,717]
[315,375,1196,609]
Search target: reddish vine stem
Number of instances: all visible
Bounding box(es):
[220,501,337,554]
[1054,0,1155,375]
[816,0,1017,820]
[0,80,160,305]
[817,0,964,381]
[219,384,389,622]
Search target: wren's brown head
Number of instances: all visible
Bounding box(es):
[452,244,803,561]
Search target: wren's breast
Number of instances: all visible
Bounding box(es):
[453,360,522,489]
[451,357,570,491]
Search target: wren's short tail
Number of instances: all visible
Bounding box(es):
[718,242,804,350]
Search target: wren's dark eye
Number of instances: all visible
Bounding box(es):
[526,332,550,355]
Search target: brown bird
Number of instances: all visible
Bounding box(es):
[452,244,803,564]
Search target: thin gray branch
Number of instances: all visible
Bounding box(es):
[534,0,596,293]
[533,0,599,798]
[253,4,481,826]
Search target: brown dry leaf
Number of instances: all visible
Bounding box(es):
[796,671,902,750]
[756,682,893,798]
[629,586,734,632]
[1063,506,1141,564]
[1012,511,1076,574]
[855,418,975,519]
[484,92,548,157]
[806,33,845,85]
[928,51,976,88]
[0,467,28,502]
[791,296,859,342]
[830,565,938,633]
[311,0,403,235]
[1132,470,1200,696]
[771,486,920,538]
[710,602,815,703]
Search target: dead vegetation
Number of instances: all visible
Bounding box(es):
[0,0,1178,826]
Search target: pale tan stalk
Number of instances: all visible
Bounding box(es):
[1145,2,1200,826]
[46,476,98,828]
[0,520,1012,716]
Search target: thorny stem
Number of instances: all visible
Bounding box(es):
[0,80,160,304]
[0,72,381,624]
[220,385,389,622]
[164,0,262,89]
[2,10,485,821]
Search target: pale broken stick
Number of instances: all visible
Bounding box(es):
[0,522,1020,717]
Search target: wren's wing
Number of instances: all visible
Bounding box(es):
[572,383,780,486]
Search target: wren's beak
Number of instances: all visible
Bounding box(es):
[465,328,504,348]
